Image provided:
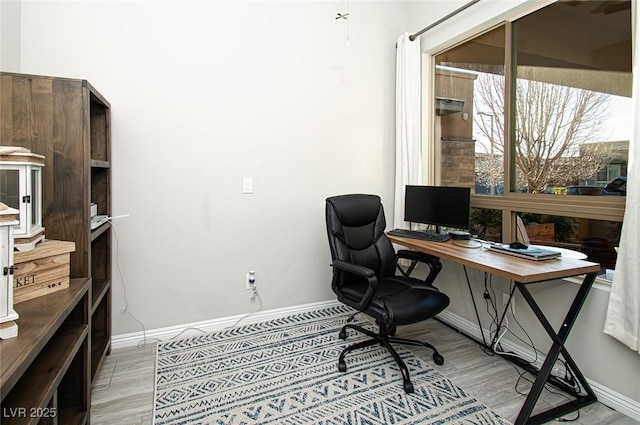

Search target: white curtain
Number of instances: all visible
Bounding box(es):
[394,33,422,230]
[603,2,640,354]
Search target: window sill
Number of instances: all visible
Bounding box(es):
[563,275,612,291]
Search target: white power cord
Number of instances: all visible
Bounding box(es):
[109,215,263,347]
[108,218,149,348]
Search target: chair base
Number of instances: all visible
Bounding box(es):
[337,322,444,394]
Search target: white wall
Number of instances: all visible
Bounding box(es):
[405,0,470,36]
[17,0,410,334]
[0,0,21,71]
[407,0,640,416]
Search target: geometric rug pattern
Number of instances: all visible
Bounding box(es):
[154,305,511,424]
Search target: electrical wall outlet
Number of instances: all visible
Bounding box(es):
[243,177,253,194]
[246,271,256,290]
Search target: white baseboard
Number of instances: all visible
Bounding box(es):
[436,310,640,422]
[112,301,639,422]
[112,299,342,350]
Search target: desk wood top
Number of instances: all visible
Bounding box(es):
[387,234,601,284]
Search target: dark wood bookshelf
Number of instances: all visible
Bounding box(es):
[1,71,113,421]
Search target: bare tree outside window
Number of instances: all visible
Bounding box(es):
[474,73,617,193]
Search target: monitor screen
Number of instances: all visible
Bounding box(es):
[404,185,471,230]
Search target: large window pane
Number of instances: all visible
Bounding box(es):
[512,1,632,194]
[517,212,620,278]
[430,1,630,281]
[435,26,505,193]
[470,207,502,242]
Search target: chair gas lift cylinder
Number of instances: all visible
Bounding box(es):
[0,203,19,339]
[0,147,45,251]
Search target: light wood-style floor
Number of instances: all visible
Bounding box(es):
[90,317,639,425]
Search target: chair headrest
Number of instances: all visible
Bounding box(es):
[326,194,382,227]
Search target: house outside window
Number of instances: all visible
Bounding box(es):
[431,0,631,279]
[593,164,623,186]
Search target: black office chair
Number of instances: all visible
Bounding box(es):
[325,194,450,393]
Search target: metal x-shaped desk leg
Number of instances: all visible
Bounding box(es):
[514,272,598,425]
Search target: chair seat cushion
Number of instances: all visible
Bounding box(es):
[339,276,450,325]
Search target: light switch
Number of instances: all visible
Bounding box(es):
[243,177,253,194]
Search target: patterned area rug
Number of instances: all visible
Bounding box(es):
[154,305,511,424]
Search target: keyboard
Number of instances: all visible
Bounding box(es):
[388,228,451,242]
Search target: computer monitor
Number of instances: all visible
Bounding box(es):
[404,185,471,232]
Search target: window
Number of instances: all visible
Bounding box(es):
[435,26,505,193]
[432,0,631,278]
[594,164,622,186]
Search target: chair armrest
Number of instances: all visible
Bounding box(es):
[331,260,378,310]
[397,249,440,264]
[396,249,443,287]
[331,260,375,278]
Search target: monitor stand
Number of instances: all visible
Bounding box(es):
[450,230,471,240]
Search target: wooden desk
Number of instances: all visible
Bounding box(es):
[388,234,601,425]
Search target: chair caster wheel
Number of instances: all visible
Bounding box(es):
[338,361,347,372]
[338,330,347,340]
[433,353,444,365]
[403,381,414,394]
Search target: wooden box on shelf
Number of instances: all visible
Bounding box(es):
[13,240,75,304]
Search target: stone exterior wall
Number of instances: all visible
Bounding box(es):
[436,68,477,192]
[441,137,476,189]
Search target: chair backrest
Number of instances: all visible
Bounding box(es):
[325,194,397,278]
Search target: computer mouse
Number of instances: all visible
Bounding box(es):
[509,241,528,249]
